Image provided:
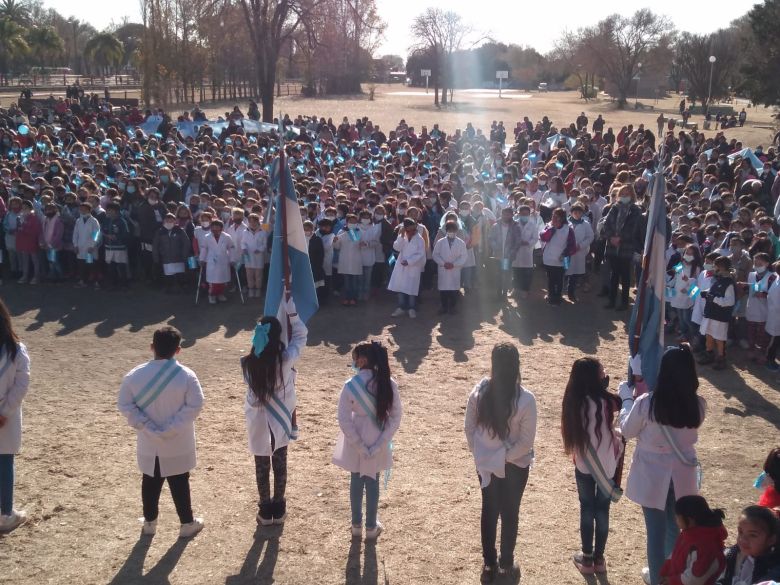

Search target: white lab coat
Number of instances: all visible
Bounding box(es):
[240,228,268,269]
[765,277,780,336]
[0,343,30,454]
[566,219,594,275]
[225,221,247,263]
[118,359,204,477]
[199,232,234,284]
[72,215,102,260]
[192,226,209,255]
[244,311,307,456]
[542,224,572,267]
[464,379,537,488]
[332,369,402,478]
[691,271,714,325]
[745,271,772,323]
[432,236,468,291]
[358,223,378,267]
[512,220,540,268]
[668,264,699,310]
[319,232,335,276]
[334,228,363,276]
[619,391,705,510]
[388,232,426,296]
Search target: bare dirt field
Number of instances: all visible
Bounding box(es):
[0,267,777,584]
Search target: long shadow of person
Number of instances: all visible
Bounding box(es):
[362,541,379,585]
[107,534,190,585]
[225,526,282,585]
[345,537,362,585]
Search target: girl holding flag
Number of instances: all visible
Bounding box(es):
[561,357,623,575]
[243,293,307,526]
[332,341,402,541]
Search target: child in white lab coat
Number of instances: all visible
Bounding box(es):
[565,204,594,302]
[333,341,402,541]
[432,221,468,314]
[738,252,774,363]
[198,220,235,304]
[512,205,540,300]
[241,213,267,299]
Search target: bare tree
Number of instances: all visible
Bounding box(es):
[674,30,740,108]
[577,9,673,108]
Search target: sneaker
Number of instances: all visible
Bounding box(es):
[408,309,417,319]
[75,280,87,288]
[573,552,594,575]
[217,294,228,302]
[391,308,405,317]
[698,351,715,365]
[766,362,780,372]
[365,521,383,541]
[257,501,274,526]
[594,556,607,574]
[29,278,38,285]
[351,524,362,538]
[272,500,287,525]
[178,518,204,538]
[641,567,651,585]
[480,563,497,584]
[16,278,27,284]
[256,511,274,526]
[0,510,27,532]
[208,295,217,305]
[499,563,521,583]
[142,519,157,536]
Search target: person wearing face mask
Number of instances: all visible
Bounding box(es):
[667,244,702,344]
[566,204,595,303]
[198,219,235,304]
[101,202,131,289]
[303,220,326,303]
[153,213,191,294]
[489,208,522,302]
[370,205,394,294]
[240,213,268,299]
[540,208,577,305]
[203,164,224,197]
[132,188,167,284]
[333,214,363,306]
[355,211,378,302]
[72,201,102,288]
[181,170,208,205]
[41,203,64,282]
[511,205,539,300]
[225,208,248,272]
[192,211,213,259]
[698,256,736,370]
[601,185,643,311]
[691,252,720,352]
[738,252,774,364]
[14,201,42,285]
[432,221,468,314]
[388,218,426,318]
[159,168,182,205]
[316,218,336,303]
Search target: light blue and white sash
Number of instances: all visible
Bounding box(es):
[347,374,393,487]
[660,424,702,489]
[135,359,183,412]
[265,391,299,441]
[581,443,623,503]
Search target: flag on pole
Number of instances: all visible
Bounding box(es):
[263,152,319,325]
[627,169,668,391]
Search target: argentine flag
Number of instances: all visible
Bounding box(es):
[628,169,667,391]
[263,153,319,326]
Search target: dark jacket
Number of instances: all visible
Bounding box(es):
[133,201,167,243]
[308,234,325,282]
[717,544,780,585]
[375,219,395,260]
[703,275,735,322]
[152,225,191,265]
[602,202,644,259]
[101,216,131,251]
[161,181,183,204]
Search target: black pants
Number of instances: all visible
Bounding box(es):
[480,463,530,568]
[512,267,533,292]
[439,290,459,312]
[567,274,579,296]
[608,256,632,304]
[141,457,194,524]
[255,434,288,505]
[768,336,780,364]
[545,264,565,300]
[371,261,388,289]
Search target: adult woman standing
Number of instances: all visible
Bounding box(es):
[602,184,643,311]
[561,357,623,574]
[465,342,537,584]
[619,346,705,585]
[0,298,31,532]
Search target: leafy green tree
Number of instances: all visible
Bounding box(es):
[26,25,65,67]
[84,32,124,77]
[740,0,780,107]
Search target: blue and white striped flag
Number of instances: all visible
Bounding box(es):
[628,169,667,391]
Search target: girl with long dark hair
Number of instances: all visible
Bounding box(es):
[465,342,537,584]
[619,345,706,585]
[561,358,622,574]
[333,340,401,541]
[0,298,31,533]
[243,295,307,526]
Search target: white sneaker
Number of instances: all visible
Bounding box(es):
[408,309,416,319]
[179,518,204,538]
[0,510,28,532]
[29,278,39,285]
[365,521,383,541]
[351,524,362,537]
[142,519,157,535]
[641,567,651,585]
[391,308,405,317]
[256,512,274,526]
[217,294,228,302]
[208,295,217,304]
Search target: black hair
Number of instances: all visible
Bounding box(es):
[650,345,702,428]
[674,495,725,527]
[0,298,19,362]
[353,341,394,426]
[764,447,780,491]
[241,317,284,405]
[477,343,521,440]
[561,357,621,456]
[152,326,181,360]
[741,505,780,539]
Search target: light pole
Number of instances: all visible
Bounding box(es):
[706,55,717,115]
[634,63,642,109]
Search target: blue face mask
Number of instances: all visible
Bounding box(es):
[518,216,530,224]
[620,196,631,205]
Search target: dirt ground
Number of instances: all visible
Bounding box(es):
[0,265,777,584]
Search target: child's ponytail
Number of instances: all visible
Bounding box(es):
[371,341,394,427]
[674,495,726,528]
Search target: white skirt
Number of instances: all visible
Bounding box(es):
[163,262,185,276]
[699,317,729,341]
[105,250,129,264]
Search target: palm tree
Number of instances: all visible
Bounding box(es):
[26,26,64,68]
[0,17,29,83]
[84,32,124,78]
[0,0,31,26]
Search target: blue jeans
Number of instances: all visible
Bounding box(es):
[0,454,14,515]
[397,293,417,310]
[676,307,693,338]
[642,483,679,585]
[350,472,379,528]
[359,266,372,300]
[343,274,359,301]
[575,468,612,557]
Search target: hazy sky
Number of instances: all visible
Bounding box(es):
[43,0,760,58]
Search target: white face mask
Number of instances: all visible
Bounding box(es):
[201,221,210,229]
[164,222,175,230]
[360,218,371,225]
[683,254,694,263]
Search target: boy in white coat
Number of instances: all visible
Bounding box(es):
[432,221,468,314]
[198,220,235,304]
[388,219,426,319]
[72,202,102,288]
[240,213,267,298]
[117,327,204,538]
[512,205,540,299]
[565,204,595,302]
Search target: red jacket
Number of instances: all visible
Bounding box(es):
[15,213,42,253]
[759,486,780,511]
[660,525,727,585]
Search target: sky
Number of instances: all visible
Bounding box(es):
[43,0,761,58]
